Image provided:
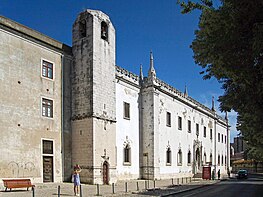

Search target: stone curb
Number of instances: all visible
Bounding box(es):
[160,180,220,197]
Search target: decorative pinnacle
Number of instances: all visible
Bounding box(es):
[148,51,156,78]
[212,96,215,111]
[184,84,188,97]
[139,64,144,81]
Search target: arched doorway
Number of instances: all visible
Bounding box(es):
[103,161,109,184]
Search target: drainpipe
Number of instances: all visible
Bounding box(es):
[61,54,64,182]
[214,117,217,175]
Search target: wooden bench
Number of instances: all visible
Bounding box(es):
[3,179,35,191]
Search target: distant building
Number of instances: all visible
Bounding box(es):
[230,136,248,164]
[0,9,230,184]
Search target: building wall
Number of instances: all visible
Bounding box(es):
[0,25,64,183]
[116,79,140,180]
[71,10,117,184]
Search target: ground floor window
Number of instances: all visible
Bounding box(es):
[178,149,182,166]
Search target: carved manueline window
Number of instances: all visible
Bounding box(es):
[123,144,131,164]
[204,152,207,164]
[79,20,86,38]
[187,150,191,165]
[178,149,182,166]
[166,148,171,165]
[101,21,108,41]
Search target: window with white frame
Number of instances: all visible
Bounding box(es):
[43,140,53,154]
[42,60,53,79]
[204,126,206,138]
[218,133,220,142]
[42,98,53,118]
[218,154,220,165]
[210,129,213,140]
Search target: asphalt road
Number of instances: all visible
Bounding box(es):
[174,174,263,197]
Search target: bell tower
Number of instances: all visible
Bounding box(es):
[71,9,116,184]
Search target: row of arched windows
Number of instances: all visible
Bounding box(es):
[123,145,226,167]
[166,149,214,166]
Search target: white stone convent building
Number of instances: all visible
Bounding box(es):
[0,9,230,184]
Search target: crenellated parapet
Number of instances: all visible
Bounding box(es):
[115,65,140,87]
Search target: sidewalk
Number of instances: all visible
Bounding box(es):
[0,178,220,197]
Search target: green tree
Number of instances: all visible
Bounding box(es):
[178,0,263,148]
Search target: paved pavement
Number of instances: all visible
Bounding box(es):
[0,177,222,197]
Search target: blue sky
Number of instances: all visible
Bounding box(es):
[0,0,238,141]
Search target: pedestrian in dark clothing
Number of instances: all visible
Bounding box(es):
[217,169,221,180]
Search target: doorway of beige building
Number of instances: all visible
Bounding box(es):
[43,156,53,182]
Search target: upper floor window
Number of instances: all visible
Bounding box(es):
[204,126,206,138]
[188,120,191,133]
[166,112,171,127]
[210,129,213,140]
[101,21,108,41]
[123,144,131,164]
[218,154,220,165]
[210,153,213,163]
[178,149,182,166]
[123,102,130,119]
[196,123,199,136]
[221,155,224,166]
[42,98,53,118]
[225,135,227,144]
[42,60,53,79]
[222,134,224,143]
[166,148,171,165]
[43,140,53,154]
[178,116,182,130]
[218,133,220,142]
